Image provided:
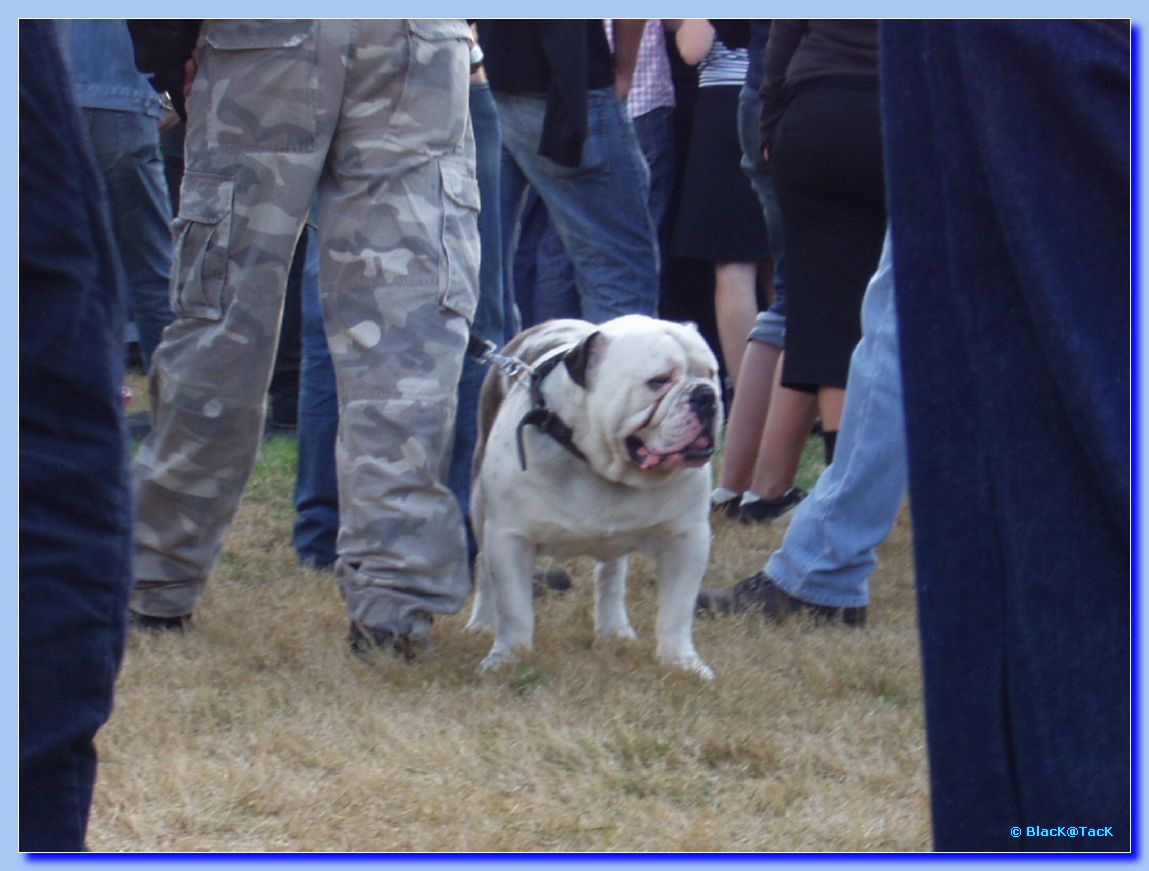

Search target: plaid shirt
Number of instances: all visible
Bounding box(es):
[605,19,675,118]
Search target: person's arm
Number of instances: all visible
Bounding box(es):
[674,18,714,66]
[760,20,807,159]
[608,19,645,100]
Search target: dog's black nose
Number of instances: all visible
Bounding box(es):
[690,385,718,421]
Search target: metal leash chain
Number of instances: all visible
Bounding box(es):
[467,335,534,382]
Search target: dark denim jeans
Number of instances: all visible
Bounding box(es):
[448,83,512,534]
[497,87,659,323]
[20,20,133,851]
[293,223,339,569]
[80,107,174,369]
[881,21,1130,852]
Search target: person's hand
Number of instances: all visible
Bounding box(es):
[614,67,634,102]
[183,50,198,99]
[762,145,770,162]
[158,109,181,132]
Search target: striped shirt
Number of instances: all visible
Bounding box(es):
[698,37,749,88]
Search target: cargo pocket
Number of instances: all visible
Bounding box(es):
[201,20,317,152]
[395,20,471,153]
[438,162,481,323]
[170,172,234,321]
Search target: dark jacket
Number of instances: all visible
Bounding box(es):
[125,19,201,120]
[476,20,615,167]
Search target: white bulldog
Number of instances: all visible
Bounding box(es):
[466,315,723,679]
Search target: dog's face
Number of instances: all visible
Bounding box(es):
[554,315,723,486]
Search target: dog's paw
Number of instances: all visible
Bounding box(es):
[464,617,495,634]
[596,622,638,642]
[479,647,520,673]
[659,649,715,681]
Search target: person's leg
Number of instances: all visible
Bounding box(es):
[712,260,758,390]
[700,233,903,618]
[19,21,132,850]
[321,20,478,642]
[496,88,660,323]
[293,222,340,569]
[531,213,580,322]
[82,107,175,370]
[715,337,782,502]
[743,361,818,505]
[815,386,846,461]
[631,104,676,246]
[882,21,1129,850]
[449,81,508,549]
[268,234,306,429]
[131,20,326,620]
[763,235,903,606]
[771,81,886,467]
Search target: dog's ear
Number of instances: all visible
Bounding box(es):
[563,330,601,389]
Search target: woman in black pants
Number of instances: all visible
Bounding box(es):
[761,20,886,464]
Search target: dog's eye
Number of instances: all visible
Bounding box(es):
[647,375,673,391]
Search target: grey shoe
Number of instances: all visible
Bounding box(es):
[696,572,866,627]
[129,610,192,632]
[348,619,431,662]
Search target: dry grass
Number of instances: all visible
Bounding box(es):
[92,392,929,853]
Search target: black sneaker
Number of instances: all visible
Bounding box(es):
[129,610,192,632]
[348,620,429,663]
[738,488,807,525]
[696,572,866,627]
[711,492,743,519]
[532,566,573,598]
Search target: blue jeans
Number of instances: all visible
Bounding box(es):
[631,104,676,248]
[510,188,580,327]
[448,83,513,530]
[20,21,133,851]
[764,233,904,608]
[737,84,787,349]
[293,222,339,569]
[496,87,659,322]
[80,107,175,369]
[882,22,1129,851]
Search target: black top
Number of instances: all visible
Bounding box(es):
[477,21,615,94]
[476,20,616,168]
[759,20,878,148]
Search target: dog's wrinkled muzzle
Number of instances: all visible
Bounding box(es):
[625,384,719,470]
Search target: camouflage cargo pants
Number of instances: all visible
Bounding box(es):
[132,20,479,639]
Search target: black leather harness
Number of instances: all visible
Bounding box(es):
[514,350,588,472]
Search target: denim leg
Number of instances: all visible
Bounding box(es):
[495,88,659,323]
[631,105,676,244]
[764,234,904,608]
[499,145,530,331]
[509,187,546,328]
[882,22,1129,851]
[737,84,787,337]
[19,21,132,851]
[448,82,508,534]
[293,223,340,569]
[81,108,174,370]
[532,215,580,323]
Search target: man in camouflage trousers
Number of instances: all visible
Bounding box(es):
[131,20,480,656]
